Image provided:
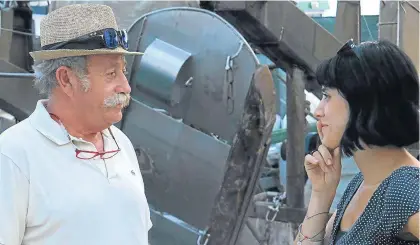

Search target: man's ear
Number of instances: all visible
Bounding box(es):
[56,66,77,97]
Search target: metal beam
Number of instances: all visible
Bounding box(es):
[211,0,344,99]
[335,0,361,43]
[0,10,14,62]
[0,59,42,121]
[379,1,419,72]
[0,72,35,78]
[379,1,399,44]
[286,67,306,209]
[399,1,419,72]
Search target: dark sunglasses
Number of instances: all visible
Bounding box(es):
[337,39,361,58]
[42,28,128,51]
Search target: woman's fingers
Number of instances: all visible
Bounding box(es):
[318,144,333,166]
[312,151,329,172]
[332,147,341,164]
[316,121,324,141]
[305,154,319,165]
[304,154,320,171]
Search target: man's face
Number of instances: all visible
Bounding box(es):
[73,54,131,127]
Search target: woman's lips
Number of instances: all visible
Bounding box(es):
[320,122,328,128]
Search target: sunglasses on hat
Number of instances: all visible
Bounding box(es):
[42,28,128,51]
[337,39,361,59]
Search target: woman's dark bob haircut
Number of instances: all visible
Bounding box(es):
[316,39,419,157]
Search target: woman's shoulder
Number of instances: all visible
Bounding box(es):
[382,166,419,217]
[384,166,419,193]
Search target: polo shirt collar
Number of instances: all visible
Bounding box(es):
[29,99,112,146]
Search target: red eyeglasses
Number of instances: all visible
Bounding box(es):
[49,113,121,160]
[74,128,121,160]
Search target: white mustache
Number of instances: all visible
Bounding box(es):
[103,93,131,108]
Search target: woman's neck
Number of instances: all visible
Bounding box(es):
[353,146,419,186]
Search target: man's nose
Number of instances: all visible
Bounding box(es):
[116,73,131,94]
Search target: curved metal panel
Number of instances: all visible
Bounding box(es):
[122,100,230,244]
[136,38,192,106]
[126,7,259,143]
[119,7,265,245]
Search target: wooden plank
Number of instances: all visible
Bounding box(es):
[286,67,306,209]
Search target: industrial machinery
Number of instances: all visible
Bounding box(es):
[3,1,418,244]
[0,2,325,245]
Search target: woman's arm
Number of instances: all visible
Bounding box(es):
[293,192,336,245]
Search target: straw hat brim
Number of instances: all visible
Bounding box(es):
[29,47,143,61]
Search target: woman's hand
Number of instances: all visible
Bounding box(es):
[304,121,342,194]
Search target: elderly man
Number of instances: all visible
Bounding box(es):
[0,4,152,245]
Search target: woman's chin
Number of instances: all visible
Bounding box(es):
[320,138,340,151]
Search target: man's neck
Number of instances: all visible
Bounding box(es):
[353,146,418,186]
[46,99,103,145]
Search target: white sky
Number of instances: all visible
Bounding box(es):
[323,0,380,16]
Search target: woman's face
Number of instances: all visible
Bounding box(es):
[314,87,350,150]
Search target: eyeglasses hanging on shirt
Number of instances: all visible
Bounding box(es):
[49,113,121,160]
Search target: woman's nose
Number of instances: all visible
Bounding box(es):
[314,102,325,120]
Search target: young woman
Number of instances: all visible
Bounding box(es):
[294,39,419,244]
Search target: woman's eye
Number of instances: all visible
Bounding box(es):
[322,92,330,99]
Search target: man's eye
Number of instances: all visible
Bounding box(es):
[322,92,330,99]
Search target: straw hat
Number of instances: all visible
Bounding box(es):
[29,4,143,61]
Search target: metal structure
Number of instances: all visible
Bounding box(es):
[119,8,277,244]
[379,1,419,72]
[1,1,418,244]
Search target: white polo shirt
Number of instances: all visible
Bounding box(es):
[0,100,152,245]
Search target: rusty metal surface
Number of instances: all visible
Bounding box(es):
[205,64,276,245]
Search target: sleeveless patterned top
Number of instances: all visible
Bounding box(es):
[329,166,419,245]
